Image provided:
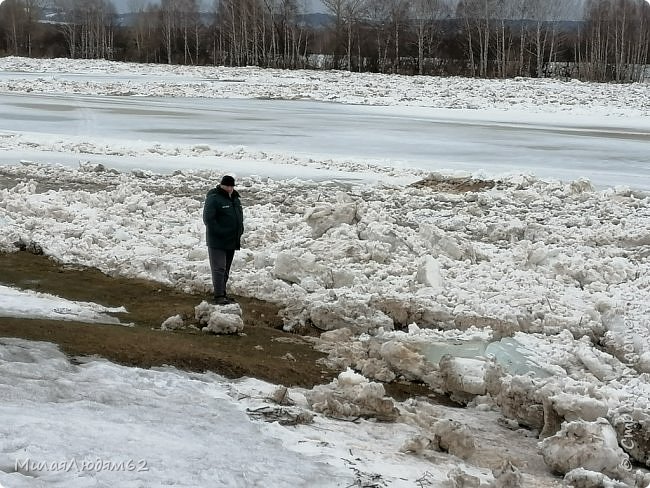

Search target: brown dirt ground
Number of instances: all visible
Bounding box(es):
[410,176,496,193]
[0,251,436,400]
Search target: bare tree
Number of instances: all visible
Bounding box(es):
[323,0,366,70]
[275,0,301,68]
[129,0,147,60]
[457,0,491,76]
[53,0,80,58]
[0,0,45,56]
[580,0,650,82]
[365,0,392,72]
[212,0,307,68]
[582,0,612,80]
[411,0,432,75]
[176,0,199,64]
[513,0,529,76]
[610,0,650,81]
[522,0,566,78]
[79,0,116,59]
[410,0,448,75]
[0,0,27,55]
[387,0,410,73]
[51,0,116,59]
[322,0,346,66]
[127,0,162,62]
[24,0,45,56]
[160,0,178,63]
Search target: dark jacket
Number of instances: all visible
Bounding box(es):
[203,186,244,250]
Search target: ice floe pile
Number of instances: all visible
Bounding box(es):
[1,161,649,484]
[1,56,650,117]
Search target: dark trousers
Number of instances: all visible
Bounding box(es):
[208,248,235,298]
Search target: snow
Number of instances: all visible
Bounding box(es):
[1,56,650,189]
[1,57,649,117]
[0,338,344,487]
[0,338,497,487]
[539,418,630,478]
[195,301,244,334]
[0,285,125,325]
[1,56,650,486]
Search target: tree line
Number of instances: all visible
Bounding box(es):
[1,0,649,82]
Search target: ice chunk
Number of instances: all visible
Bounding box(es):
[485,338,553,378]
[195,301,243,334]
[203,310,244,334]
[439,355,487,402]
[306,368,398,421]
[304,193,357,238]
[379,340,429,380]
[420,336,553,379]
[432,419,476,459]
[309,298,394,333]
[491,459,523,488]
[419,340,488,366]
[563,468,629,488]
[539,418,630,479]
[416,255,444,289]
[273,251,330,287]
[161,314,184,330]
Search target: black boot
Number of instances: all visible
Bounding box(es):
[213,295,236,305]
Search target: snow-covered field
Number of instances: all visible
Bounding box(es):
[1,57,650,487]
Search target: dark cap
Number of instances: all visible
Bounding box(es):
[220,175,235,186]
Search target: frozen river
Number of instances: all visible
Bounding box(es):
[1,92,649,188]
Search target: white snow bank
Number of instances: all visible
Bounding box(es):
[0,284,125,324]
[0,338,342,487]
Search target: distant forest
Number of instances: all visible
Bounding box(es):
[1,0,649,82]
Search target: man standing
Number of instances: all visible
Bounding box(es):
[203,175,244,305]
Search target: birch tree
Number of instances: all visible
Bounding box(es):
[387,0,410,72]
[457,0,492,77]
[0,0,28,55]
[322,0,346,66]
[411,0,433,75]
[323,0,366,70]
[0,0,46,56]
[180,0,200,64]
[51,0,115,59]
[365,0,391,72]
[344,0,366,71]
[128,0,162,62]
[521,0,565,78]
[610,0,650,81]
[160,0,179,64]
